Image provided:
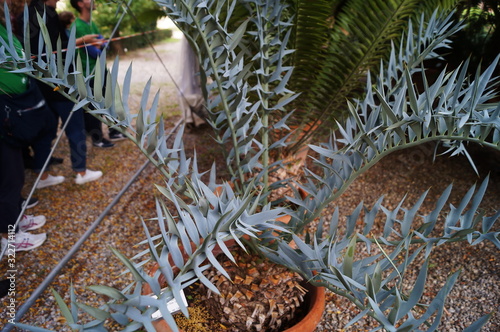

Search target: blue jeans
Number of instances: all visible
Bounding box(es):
[50,101,87,172]
[33,101,87,172]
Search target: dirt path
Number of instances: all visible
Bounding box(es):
[114,38,183,117]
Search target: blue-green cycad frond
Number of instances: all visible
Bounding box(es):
[157,0,297,193]
[380,10,462,88]
[264,177,497,331]
[288,1,462,150]
[102,173,289,331]
[290,31,499,232]
[119,174,290,331]
[263,11,500,328]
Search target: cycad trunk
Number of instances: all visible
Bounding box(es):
[201,247,307,331]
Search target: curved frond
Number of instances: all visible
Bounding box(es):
[264,178,499,330]
[289,0,460,150]
[287,0,334,92]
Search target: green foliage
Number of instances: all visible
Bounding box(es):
[1,1,499,331]
[62,0,165,36]
[446,0,500,73]
[287,0,462,150]
[95,0,165,35]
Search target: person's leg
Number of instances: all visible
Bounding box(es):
[32,109,65,188]
[1,141,47,252]
[32,109,57,174]
[108,127,126,140]
[84,111,115,147]
[22,146,34,169]
[0,141,24,233]
[51,101,87,172]
[84,76,115,147]
[51,101,103,184]
[84,110,103,143]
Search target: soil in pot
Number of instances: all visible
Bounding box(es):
[172,284,220,332]
[196,247,308,332]
[148,244,324,332]
[173,274,314,332]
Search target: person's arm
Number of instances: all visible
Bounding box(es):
[78,34,105,59]
[75,34,101,46]
[73,18,103,47]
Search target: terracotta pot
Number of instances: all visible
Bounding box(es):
[283,281,325,332]
[144,270,325,332]
[142,247,326,332]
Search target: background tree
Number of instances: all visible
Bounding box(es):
[445,0,500,74]
[62,0,166,53]
[281,0,462,151]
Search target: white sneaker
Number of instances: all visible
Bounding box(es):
[19,215,46,232]
[36,174,65,189]
[75,169,103,185]
[1,231,47,251]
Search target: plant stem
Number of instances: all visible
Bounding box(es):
[178,0,246,185]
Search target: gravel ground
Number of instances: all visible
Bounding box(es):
[313,143,500,331]
[1,39,499,331]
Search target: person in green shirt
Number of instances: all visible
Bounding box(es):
[16,0,104,187]
[71,0,103,75]
[70,0,125,147]
[0,1,47,252]
[0,23,28,96]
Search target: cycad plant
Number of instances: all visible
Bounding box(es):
[284,0,462,151]
[1,0,499,331]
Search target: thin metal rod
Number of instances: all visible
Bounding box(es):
[2,160,150,332]
[0,105,74,260]
[104,0,134,54]
[122,2,190,104]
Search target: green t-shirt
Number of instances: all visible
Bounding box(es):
[73,18,101,73]
[0,24,29,95]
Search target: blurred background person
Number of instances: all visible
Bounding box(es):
[0,1,47,251]
[70,0,126,147]
[17,0,103,186]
